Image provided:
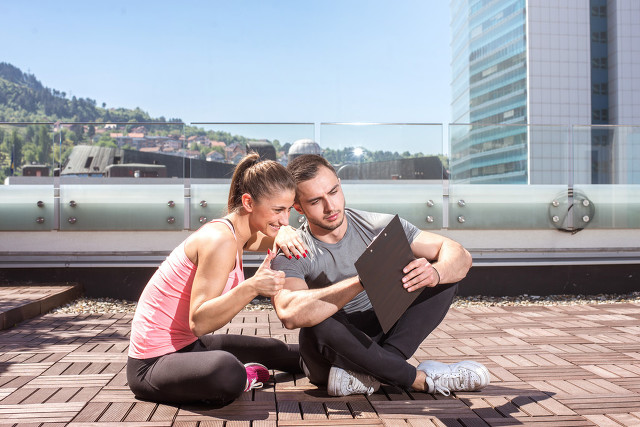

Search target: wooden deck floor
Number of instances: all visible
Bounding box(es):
[1,287,640,426]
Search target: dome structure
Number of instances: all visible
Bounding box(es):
[287,139,322,162]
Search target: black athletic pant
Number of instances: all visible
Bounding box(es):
[127,334,301,404]
[299,282,458,389]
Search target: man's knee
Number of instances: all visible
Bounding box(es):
[299,317,339,347]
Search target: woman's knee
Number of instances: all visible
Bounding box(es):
[200,352,246,397]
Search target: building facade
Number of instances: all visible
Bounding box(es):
[450,0,640,184]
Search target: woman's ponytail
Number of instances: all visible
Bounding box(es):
[227,152,294,213]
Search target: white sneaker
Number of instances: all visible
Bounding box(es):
[417,360,490,396]
[327,366,381,396]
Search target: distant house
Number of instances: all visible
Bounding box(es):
[139,146,162,153]
[210,140,226,148]
[206,151,225,162]
[225,143,246,164]
[22,164,50,177]
[182,150,201,159]
[164,139,182,150]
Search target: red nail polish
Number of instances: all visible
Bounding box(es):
[288,256,292,259]
[303,253,307,258]
[296,255,300,259]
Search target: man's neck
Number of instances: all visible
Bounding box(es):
[308,214,349,245]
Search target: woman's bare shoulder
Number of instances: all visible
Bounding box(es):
[185,221,236,263]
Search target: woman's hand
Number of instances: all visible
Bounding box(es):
[274,225,308,259]
[250,250,286,297]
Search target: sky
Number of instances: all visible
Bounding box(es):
[1,1,452,151]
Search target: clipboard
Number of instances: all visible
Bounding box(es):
[355,215,423,333]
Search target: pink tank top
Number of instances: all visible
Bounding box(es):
[128,219,244,359]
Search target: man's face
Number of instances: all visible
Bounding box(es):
[294,166,346,233]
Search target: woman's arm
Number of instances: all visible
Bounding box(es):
[188,228,286,336]
[188,230,257,336]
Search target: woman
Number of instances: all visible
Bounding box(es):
[127,152,306,404]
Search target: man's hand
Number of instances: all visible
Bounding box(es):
[401,258,440,292]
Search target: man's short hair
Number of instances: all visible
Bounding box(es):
[287,154,337,184]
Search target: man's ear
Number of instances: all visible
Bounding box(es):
[293,202,304,215]
[241,193,253,212]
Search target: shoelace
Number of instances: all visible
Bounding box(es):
[245,378,263,392]
[345,375,374,395]
[432,371,467,396]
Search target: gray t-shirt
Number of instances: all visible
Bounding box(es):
[272,208,421,313]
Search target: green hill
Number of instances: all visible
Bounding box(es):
[0,62,178,123]
[0,62,252,181]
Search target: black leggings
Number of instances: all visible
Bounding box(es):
[127,334,300,404]
[300,282,458,389]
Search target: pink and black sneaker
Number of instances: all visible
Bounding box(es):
[244,363,270,392]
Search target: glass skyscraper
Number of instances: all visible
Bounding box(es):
[450,0,640,184]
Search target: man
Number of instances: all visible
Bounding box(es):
[271,154,489,397]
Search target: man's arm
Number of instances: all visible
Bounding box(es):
[272,276,363,329]
[401,231,472,293]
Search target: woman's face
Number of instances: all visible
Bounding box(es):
[249,189,295,236]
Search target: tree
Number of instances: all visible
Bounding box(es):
[35,126,51,164]
[7,129,24,172]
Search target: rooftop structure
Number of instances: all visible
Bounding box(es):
[287,138,323,162]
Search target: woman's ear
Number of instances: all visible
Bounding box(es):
[241,193,253,212]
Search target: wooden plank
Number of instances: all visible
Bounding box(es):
[176,401,276,422]
[122,401,157,422]
[98,401,134,422]
[277,400,302,420]
[299,401,326,420]
[71,401,110,422]
[325,401,353,419]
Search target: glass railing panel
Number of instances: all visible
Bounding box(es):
[1,123,55,230]
[570,185,640,229]
[448,184,568,229]
[319,123,444,229]
[189,180,231,230]
[58,123,186,230]
[0,180,54,231]
[342,182,443,229]
[572,125,640,229]
[59,178,184,231]
[187,123,315,179]
[448,123,570,229]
